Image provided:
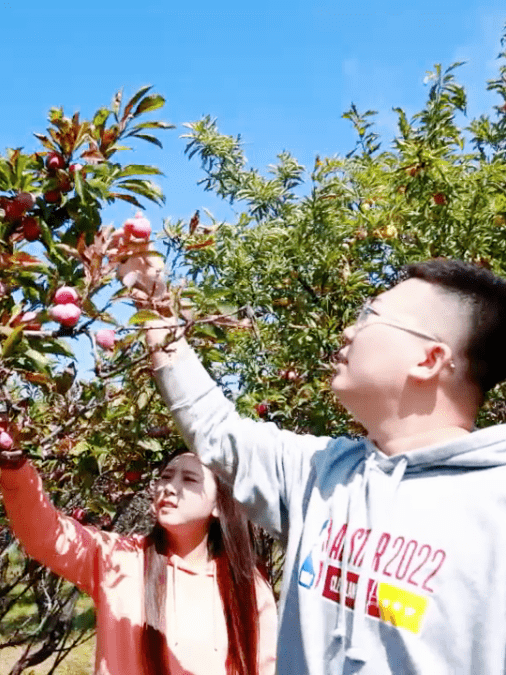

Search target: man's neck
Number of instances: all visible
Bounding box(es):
[369,423,472,457]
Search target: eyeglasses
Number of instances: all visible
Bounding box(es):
[354,300,442,342]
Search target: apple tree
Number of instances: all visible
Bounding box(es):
[171,27,506,437]
[0,87,179,674]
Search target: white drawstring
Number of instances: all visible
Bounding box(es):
[346,455,408,663]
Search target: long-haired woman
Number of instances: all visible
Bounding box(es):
[0,446,277,675]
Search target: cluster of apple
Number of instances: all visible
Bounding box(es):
[0,191,41,241]
[43,151,85,205]
[0,152,89,244]
[49,286,82,328]
[90,213,152,350]
[116,211,152,240]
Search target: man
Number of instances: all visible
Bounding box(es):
[127,257,506,673]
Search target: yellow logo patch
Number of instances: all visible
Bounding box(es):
[378,583,428,634]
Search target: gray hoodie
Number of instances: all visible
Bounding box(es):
[156,347,506,675]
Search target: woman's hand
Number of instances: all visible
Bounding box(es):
[0,446,26,470]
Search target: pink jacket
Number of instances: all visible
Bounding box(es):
[0,463,277,675]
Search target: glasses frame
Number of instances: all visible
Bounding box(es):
[355,300,442,342]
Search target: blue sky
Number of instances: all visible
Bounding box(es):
[1,0,505,374]
[2,1,505,223]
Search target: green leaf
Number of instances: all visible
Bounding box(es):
[134,94,165,116]
[25,348,50,369]
[74,168,85,199]
[129,310,161,324]
[137,437,163,453]
[108,192,144,208]
[131,121,175,131]
[117,164,163,178]
[117,179,165,204]
[125,133,163,149]
[93,108,110,129]
[123,85,153,120]
[2,326,24,357]
[37,339,74,358]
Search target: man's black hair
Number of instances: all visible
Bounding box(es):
[403,258,506,397]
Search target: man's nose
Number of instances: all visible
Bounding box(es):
[342,324,355,344]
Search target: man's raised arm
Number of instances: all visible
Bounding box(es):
[116,247,330,539]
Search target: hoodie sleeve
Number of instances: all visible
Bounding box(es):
[154,346,331,539]
[0,462,115,602]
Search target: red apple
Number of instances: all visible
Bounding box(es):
[3,199,25,222]
[13,311,42,331]
[22,216,41,241]
[98,514,112,529]
[95,329,116,350]
[255,402,269,417]
[124,212,151,239]
[14,192,36,212]
[125,470,142,484]
[50,303,81,327]
[54,286,79,304]
[69,163,86,177]
[0,431,14,450]
[46,152,65,172]
[71,507,87,523]
[58,175,72,193]
[433,192,446,205]
[44,189,61,203]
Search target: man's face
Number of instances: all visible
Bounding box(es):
[331,279,458,420]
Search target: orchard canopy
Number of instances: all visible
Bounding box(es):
[1,26,506,670]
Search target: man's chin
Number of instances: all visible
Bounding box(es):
[330,373,347,396]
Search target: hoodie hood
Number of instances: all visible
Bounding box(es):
[315,424,506,493]
[396,424,506,470]
[167,552,217,577]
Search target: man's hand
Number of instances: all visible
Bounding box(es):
[109,227,175,316]
[112,230,165,297]
[110,223,187,367]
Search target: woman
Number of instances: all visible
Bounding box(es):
[0,447,277,675]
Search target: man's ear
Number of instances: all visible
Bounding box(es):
[408,343,453,382]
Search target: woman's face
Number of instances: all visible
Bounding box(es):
[153,454,218,533]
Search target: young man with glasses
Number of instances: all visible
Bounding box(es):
[129,257,506,673]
